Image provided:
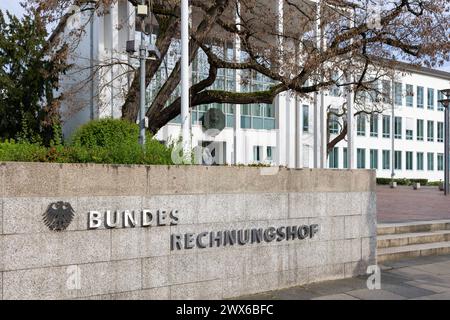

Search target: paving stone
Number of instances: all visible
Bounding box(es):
[346,289,406,300]
[312,293,359,300]
[405,280,450,294]
[381,283,436,299]
[410,262,450,275]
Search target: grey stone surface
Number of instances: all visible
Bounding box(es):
[170,280,223,300]
[346,289,407,300]
[1,230,111,271]
[312,293,359,300]
[0,163,376,300]
[111,227,170,260]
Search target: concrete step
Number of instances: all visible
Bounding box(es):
[377,230,450,249]
[378,241,450,263]
[378,220,450,236]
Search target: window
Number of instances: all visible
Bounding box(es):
[382,80,392,103]
[370,115,379,137]
[395,117,402,139]
[370,149,379,170]
[427,121,434,142]
[427,88,435,110]
[267,147,274,162]
[330,73,341,97]
[329,148,339,169]
[417,152,424,171]
[394,82,403,106]
[406,152,413,171]
[303,105,309,133]
[406,129,413,140]
[343,148,348,169]
[329,114,339,134]
[357,149,366,169]
[357,115,366,136]
[427,153,435,171]
[395,151,402,170]
[383,150,391,170]
[438,122,444,143]
[438,90,445,111]
[382,115,391,138]
[241,104,275,130]
[253,146,262,163]
[438,154,444,171]
[406,84,414,107]
[417,86,424,108]
[417,119,424,141]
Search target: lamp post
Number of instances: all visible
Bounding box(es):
[181,0,191,161]
[439,89,450,196]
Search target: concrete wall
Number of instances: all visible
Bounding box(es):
[0,163,377,300]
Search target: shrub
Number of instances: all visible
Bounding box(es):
[0,119,174,165]
[376,178,391,185]
[410,179,428,186]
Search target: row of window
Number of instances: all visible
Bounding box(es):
[354,115,445,142]
[329,148,445,172]
[331,80,445,111]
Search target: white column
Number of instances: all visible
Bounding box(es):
[234,1,243,165]
[313,0,322,168]
[276,0,287,167]
[181,0,191,160]
[296,95,304,168]
[347,9,356,169]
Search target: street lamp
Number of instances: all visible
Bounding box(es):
[438,89,450,196]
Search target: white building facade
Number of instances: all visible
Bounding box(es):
[60,1,450,182]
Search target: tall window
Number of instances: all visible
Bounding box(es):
[417,152,424,171]
[253,146,262,163]
[329,148,339,169]
[427,121,435,142]
[417,86,424,108]
[438,154,444,171]
[438,122,444,143]
[427,153,435,171]
[382,115,391,138]
[357,149,366,169]
[267,147,274,162]
[395,117,402,139]
[343,148,348,169]
[406,84,414,107]
[394,82,403,106]
[370,115,379,137]
[370,149,379,170]
[303,105,309,133]
[406,152,413,171]
[382,150,391,170]
[417,119,424,141]
[329,114,339,134]
[438,90,445,111]
[395,151,402,170]
[427,88,435,110]
[382,80,392,103]
[357,115,366,136]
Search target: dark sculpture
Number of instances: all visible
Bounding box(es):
[43,202,75,232]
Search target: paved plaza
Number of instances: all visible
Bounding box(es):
[238,255,450,300]
[378,186,450,223]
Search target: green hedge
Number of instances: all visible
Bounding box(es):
[0,119,174,165]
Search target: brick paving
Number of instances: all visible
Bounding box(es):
[377,185,450,223]
[238,255,450,300]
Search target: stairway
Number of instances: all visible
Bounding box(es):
[377,220,450,263]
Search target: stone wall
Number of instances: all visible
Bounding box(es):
[0,163,377,300]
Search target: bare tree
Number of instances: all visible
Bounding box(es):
[28,0,450,152]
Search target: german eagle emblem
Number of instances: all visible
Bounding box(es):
[43,202,75,232]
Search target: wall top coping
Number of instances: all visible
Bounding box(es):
[0,162,375,197]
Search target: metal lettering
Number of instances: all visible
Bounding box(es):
[286,226,298,240]
[263,227,276,242]
[276,227,286,241]
[142,210,153,227]
[310,224,320,238]
[170,210,180,226]
[171,234,183,251]
[224,230,237,246]
[210,231,222,247]
[196,232,209,249]
[237,229,250,245]
[298,225,310,240]
[251,228,263,244]
[123,210,136,228]
[158,210,168,226]
[88,211,101,229]
[185,233,195,249]
[105,210,120,229]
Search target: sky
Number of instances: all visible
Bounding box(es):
[0,0,449,72]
